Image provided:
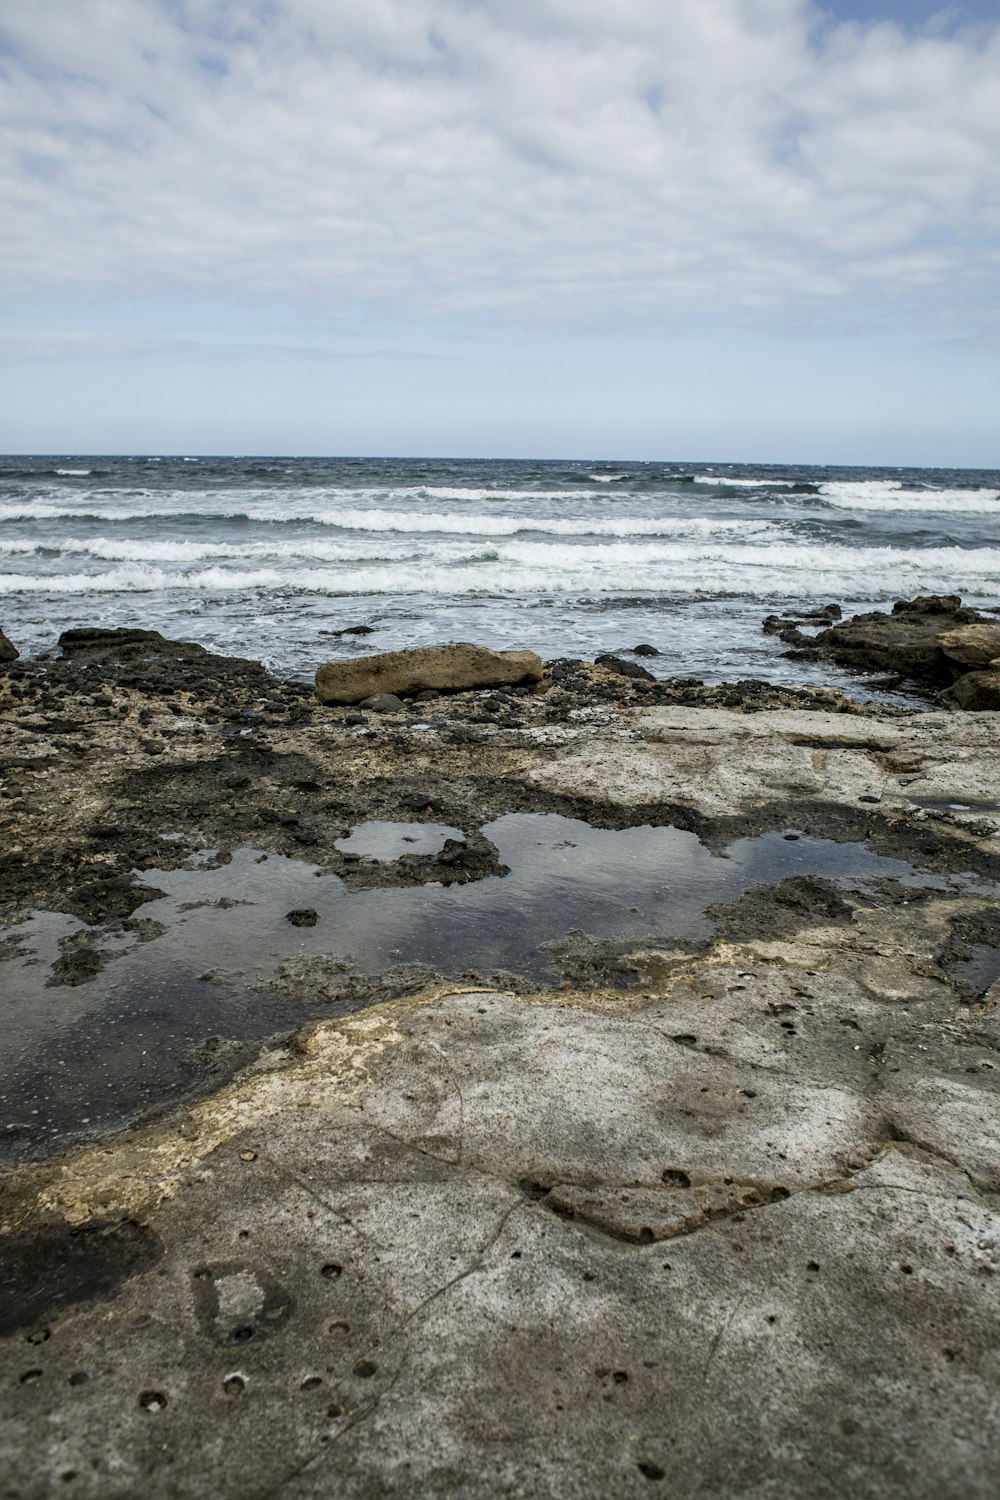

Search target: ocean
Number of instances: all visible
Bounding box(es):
[1,455,998,696]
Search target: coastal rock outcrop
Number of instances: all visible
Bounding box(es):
[315,644,544,704]
[770,595,1000,706]
[947,670,1000,710]
[0,629,18,662]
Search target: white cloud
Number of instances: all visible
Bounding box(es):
[0,0,997,332]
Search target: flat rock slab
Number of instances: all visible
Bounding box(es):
[3,895,1000,1500]
[531,704,1000,833]
[315,645,544,704]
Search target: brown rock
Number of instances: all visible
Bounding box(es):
[0,628,18,662]
[808,596,989,686]
[938,624,1000,670]
[315,644,544,705]
[947,671,1000,711]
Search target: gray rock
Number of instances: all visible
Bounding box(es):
[359,693,406,713]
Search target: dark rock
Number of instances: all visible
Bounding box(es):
[286,908,319,928]
[805,596,991,689]
[0,629,19,662]
[947,672,1000,711]
[632,644,659,657]
[595,655,656,682]
[891,595,962,616]
[58,627,190,658]
[359,694,406,713]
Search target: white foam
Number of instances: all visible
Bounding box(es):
[54,468,92,476]
[0,503,785,542]
[819,480,1000,513]
[694,475,798,487]
[3,539,999,600]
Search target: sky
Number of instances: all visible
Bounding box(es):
[0,0,998,464]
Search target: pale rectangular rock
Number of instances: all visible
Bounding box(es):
[315,644,544,704]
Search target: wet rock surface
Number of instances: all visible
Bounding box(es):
[2,623,1000,1496]
[772,593,1000,704]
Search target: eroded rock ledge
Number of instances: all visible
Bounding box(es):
[2,624,1000,1498]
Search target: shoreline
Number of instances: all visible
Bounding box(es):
[2,617,1000,1496]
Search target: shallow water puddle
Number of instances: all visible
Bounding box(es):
[333,820,463,860]
[0,812,988,1160]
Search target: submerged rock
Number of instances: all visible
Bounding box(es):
[315,644,544,704]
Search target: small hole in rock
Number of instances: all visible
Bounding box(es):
[26,1329,50,1345]
[661,1169,691,1188]
[638,1462,666,1481]
[68,1372,89,1386]
[327,1404,343,1419]
[223,1374,246,1396]
[19,1369,43,1385]
[230,1326,255,1343]
[353,1360,378,1379]
[139,1390,168,1412]
[321,1263,343,1280]
[301,1376,323,1391]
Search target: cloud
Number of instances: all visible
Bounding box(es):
[0,0,997,333]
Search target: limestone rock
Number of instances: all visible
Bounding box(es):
[947,670,1000,711]
[316,644,544,705]
[807,595,988,686]
[938,624,1000,670]
[0,628,18,662]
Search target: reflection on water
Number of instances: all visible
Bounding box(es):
[0,813,982,1161]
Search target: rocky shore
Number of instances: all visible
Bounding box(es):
[2,604,1000,1498]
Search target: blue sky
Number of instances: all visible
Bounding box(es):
[1,0,998,463]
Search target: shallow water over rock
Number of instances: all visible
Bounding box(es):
[1,813,993,1162]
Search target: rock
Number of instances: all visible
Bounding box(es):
[595,654,656,682]
[0,629,18,662]
[937,624,1000,670]
[58,627,189,658]
[632,644,659,657]
[891,594,963,615]
[806,596,990,686]
[316,645,544,705]
[359,694,406,713]
[285,908,318,927]
[947,671,1000,711]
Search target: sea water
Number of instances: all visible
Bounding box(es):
[1,454,998,693]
